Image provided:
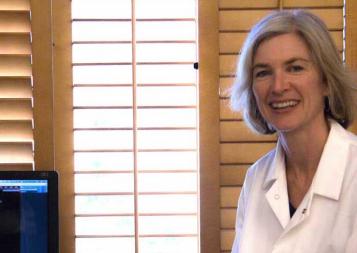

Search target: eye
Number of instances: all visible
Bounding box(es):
[288,65,304,72]
[254,70,271,78]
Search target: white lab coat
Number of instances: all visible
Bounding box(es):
[231,120,357,253]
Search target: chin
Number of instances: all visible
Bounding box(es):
[269,122,298,133]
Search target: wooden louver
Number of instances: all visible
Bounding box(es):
[0,0,34,170]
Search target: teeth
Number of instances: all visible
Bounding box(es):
[271,100,298,109]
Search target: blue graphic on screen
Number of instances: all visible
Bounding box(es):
[0,180,48,253]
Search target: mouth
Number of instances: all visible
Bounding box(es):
[269,100,299,110]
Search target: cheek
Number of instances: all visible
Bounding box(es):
[252,83,266,106]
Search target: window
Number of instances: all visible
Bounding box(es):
[71,0,199,252]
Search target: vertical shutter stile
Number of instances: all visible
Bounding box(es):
[131,0,139,252]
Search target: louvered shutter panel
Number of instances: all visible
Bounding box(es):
[0,0,33,171]
[71,0,199,252]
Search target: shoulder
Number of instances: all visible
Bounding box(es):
[331,120,357,145]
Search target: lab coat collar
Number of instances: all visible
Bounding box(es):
[263,139,285,189]
[311,120,349,200]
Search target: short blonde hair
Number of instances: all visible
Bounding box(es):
[230,10,357,134]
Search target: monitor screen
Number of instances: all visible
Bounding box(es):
[0,171,58,253]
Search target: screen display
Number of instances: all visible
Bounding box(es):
[0,179,49,253]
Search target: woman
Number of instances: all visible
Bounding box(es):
[230,10,357,253]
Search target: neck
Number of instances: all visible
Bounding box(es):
[278,118,330,176]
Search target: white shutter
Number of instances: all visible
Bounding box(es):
[71,0,199,252]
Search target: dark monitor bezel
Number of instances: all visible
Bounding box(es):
[0,171,59,253]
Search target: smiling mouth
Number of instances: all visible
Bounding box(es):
[270,100,299,109]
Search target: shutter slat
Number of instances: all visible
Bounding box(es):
[0,120,33,142]
[284,0,343,8]
[0,163,33,171]
[220,9,343,31]
[221,143,276,164]
[221,121,277,142]
[0,99,33,120]
[0,142,33,163]
[220,55,238,76]
[0,12,30,33]
[219,33,247,53]
[219,0,343,9]
[221,165,249,186]
[219,0,277,9]
[220,230,235,251]
[0,34,31,55]
[220,10,271,31]
[221,209,236,229]
[0,55,32,77]
[0,0,30,11]
[0,78,32,98]
[219,77,234,98]
[220,99,242,120]
[309,9,343,30]
[221,187,241,208]
[219,31,343,53]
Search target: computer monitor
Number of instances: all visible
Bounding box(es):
[0,171,59,253]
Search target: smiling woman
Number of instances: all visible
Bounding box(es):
[230,10,357,253]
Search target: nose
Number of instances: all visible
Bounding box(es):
[271,71,289,94]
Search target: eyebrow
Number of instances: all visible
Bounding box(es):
[252,57,311,71]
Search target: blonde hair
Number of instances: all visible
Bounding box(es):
[230,10,357,134]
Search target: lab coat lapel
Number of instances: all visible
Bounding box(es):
[311,121,348,201]
[264,141,290,229]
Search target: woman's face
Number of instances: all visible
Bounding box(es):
[252,33,328,134]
